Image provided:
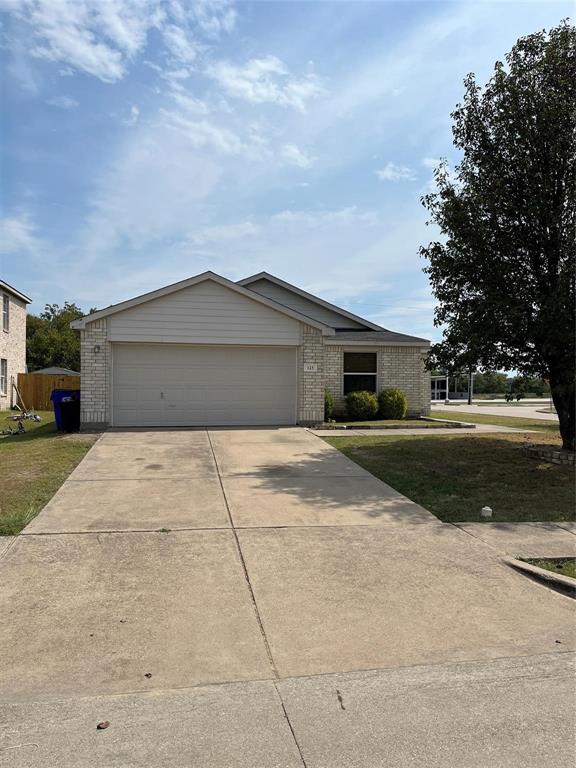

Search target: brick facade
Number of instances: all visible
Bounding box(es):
[78,321,429,428]
[297,324,325,425]
[80,318,111,428]
[324,344,430,418]
[0,293,27,410]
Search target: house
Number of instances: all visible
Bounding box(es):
[33,366,80,376]
[0,279,32,411]
[71,271,430,428]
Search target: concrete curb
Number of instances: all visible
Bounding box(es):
[502,555,576,598]
[316,419,475,431]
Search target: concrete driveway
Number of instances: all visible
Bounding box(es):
[1,428,574,766]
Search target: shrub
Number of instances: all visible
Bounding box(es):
[378,388,408,419]
[324,387,335,421]
[346,391,378,421]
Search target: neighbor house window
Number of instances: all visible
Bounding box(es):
[2,294,8,332]
[343,352,377,395]
[0,359,7,396]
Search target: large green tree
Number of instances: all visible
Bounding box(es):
[26,302,90,372]
[421,21,575,450]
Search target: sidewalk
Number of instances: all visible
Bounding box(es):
[456,522,576,558]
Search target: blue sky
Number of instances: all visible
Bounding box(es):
[0,0,571,339]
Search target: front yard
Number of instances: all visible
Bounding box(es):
[325,424,574,523]
[0,411,96,536]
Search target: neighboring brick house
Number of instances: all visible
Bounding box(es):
[0,280,31,410]
[71,271,430,429]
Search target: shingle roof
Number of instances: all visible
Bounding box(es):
[331,330,429,345]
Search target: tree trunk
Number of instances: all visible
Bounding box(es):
[549,369,575,451]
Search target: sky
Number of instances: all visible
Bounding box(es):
[0,0,571,340]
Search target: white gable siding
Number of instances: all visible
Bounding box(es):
[108,279,301,345]
[246,279,366,329]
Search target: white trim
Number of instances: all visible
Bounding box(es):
[2,293,9,333]
[237,272,383,332]
[71,271,335,335]
[0,358,8,396]
[0,280,32,305]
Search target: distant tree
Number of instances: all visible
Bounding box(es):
[421,22,575,450]
[26,302,94,372]
[473,371,509,394]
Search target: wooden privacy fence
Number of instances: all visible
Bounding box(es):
[17,373,81,411]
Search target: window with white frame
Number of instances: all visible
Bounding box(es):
[2,294,8,332]
[343,352,377,395]
[0,359,7,396]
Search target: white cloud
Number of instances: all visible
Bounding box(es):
[270,207,378,230]
[162,23,199,65]
[376,162,416,182]
[190,0,236,38]
[46,94,78,109]
[422,157,441,170]
[161,110,261,157]
[170,91,210,115]
[124,104,140,125]
[0,213,43,256]
[2,0,236,83]
[75,122,224,258]
[280,143,314,168]
[207,55,324,112]
[188,221,260,245]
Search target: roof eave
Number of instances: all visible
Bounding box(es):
[325,337,430,347]
[0,280,32,304]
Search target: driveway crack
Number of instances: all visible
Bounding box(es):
[274,681,308,768]
[206,430,279,680]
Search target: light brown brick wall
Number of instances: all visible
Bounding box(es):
[80,319,110,427]
[78,321,429,428]
[0,294,27,410]
[324,345,430,418]
[298,324,325,424]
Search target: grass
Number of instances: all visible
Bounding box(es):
[431,409,560,433]
[0,410,96,536]
[324,430,574,523]
[524,558,576,579]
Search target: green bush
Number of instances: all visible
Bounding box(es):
[324,387,335,421]
[345,391,379,420]
[378,388,408,419]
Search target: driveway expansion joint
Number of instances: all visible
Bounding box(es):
[274,681,309,767]
[206,430,280,680]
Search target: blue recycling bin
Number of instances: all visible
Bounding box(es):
[50,389,81,431]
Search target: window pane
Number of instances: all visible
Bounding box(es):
[343,374,377,395]
[2,295,8,332]
[344,352,377,373]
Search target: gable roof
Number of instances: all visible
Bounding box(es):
[70,271,335,334]
[237,272,383,332]
[0,279,32,304]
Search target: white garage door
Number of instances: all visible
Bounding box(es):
[112,344,297,427]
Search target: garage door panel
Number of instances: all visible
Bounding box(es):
[112,344,297,427]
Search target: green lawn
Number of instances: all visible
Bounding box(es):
[431,409,560,433]
[525,558,576,579]
[0,411,97,536]
[325,431,574,523]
